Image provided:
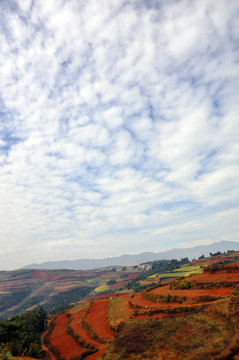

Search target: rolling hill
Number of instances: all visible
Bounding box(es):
[0,267,142,320]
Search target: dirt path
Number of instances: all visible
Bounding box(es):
[149,284,232,297]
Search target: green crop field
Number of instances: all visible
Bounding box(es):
[94,284,109,292]
[172,265,202,273]
[171,265,203,276]
[148,265,203,280]
[86,278,99,284]
[20,272,32,279]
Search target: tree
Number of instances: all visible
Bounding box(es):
[107,279,117,285]
[0,347,12,360]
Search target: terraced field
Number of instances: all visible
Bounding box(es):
[85,299,114,341]
[148,264,203,281]
[49,313,86,360]
[43,298,113,360]
[42,261,239,359]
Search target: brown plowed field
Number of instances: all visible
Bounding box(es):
[53,284,80,292]
[136,312,189,319]
[193,255,239,266]
[85,299,114,340]
[130,293,166,308]
[109,281,126,289]
[191,272,239,284]
[29,270,48,277]
[192,257,229,266]
[130,294,221,311]
[128,285,232,309]
[149,284,232,298]
[50,313,85,360]
[126,273,140,279]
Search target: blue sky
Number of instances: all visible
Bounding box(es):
[0,0,239,270]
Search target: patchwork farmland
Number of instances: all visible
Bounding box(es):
[41,252,239,359]
[0,267,142,320]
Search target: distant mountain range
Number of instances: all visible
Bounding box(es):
[23,240,239,270]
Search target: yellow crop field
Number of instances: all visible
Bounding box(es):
[69,302,89,314]
[108,296,132,328]
[148,265,203,280]
[94,285,109,292]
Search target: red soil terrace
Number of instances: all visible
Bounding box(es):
[192,271,239,284]
[50,313,85,360]
[42,263,239,360]
[149,284,232,298]
[85,299,114,341]
[71,309,101,348]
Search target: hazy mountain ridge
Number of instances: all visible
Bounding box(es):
[23,240,239,270]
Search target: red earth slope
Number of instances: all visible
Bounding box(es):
[84,299,114,341]
[43,261,239,359]
[50,313,85,360]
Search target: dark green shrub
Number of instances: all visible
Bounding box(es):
[179,281,191,289]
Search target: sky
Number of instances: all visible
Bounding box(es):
[0,0,239,270]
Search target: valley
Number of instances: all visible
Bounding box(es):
[0,267,141,320]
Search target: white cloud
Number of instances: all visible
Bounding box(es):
[102,107,123,129]
[0,0,238,270]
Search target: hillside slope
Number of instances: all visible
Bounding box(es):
[41,253,239,360]
[0,268,141,320]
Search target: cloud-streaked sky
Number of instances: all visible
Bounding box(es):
[0,0,239,270]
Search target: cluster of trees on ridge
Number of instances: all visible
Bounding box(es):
[127,258,189,292]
